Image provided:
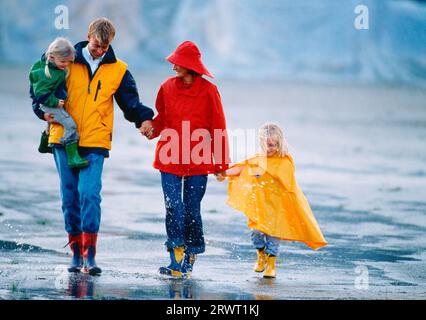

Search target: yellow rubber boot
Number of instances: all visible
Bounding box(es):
[263,255,277,278]
[254,249,267,272]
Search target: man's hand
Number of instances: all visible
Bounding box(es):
[44,113,57,124]
[139,120,154,139]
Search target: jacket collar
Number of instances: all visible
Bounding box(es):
[174,75,203,97]
[74,41,117,65]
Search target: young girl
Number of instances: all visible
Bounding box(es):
[217,123,327,278]
[29,37,88,168]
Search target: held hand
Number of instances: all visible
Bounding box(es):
[139,120,154,139]
[215,171,227,182]
[57,100,65,108]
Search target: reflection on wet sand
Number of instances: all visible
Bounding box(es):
[67,273,96,299]
[1,65,426,299]
[253,278,275,300]
[163,277,257,300]
[167,278,197,299]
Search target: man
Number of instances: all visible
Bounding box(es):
[32,17,154,275]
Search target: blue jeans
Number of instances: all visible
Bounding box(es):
[53,147,104,235]
[160,172,208,254]
[251,229,280,256]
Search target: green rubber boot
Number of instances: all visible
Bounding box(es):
[65,142,89,168]
[38,131,52,154]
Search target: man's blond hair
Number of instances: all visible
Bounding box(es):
[88,17,116,45]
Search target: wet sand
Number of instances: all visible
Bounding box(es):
[0,65,425,300]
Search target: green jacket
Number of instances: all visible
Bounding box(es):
[29,55,66,108]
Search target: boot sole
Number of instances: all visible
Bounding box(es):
[83,267,102,276]
[68,267,82,273]
[88,268,102,276]
[159,267,183,277]
[68,162,89,169]
[263,275,276,278]
[254,264,265,272]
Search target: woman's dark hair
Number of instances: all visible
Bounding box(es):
[188,69,201,77]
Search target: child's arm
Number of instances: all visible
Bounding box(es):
[226,166,245,176]
[215,165,245,182]
[30,70,64,108]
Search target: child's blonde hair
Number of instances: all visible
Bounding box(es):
[88,17,116,45]
[259,123,289,156]
[44,37,75,78]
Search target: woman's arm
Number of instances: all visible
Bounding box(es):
[148,85,166,140]
[209,86,230,173]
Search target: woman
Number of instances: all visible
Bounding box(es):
[147,41,230,277]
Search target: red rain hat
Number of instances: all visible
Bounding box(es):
[166,41,214,78]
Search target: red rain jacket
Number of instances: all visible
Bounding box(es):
[151,76,230,176]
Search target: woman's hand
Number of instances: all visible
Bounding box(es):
[215,171,227,182]
[140,120,154,139]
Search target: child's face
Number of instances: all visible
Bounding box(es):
[87,35,110,59]
[266,137,279,157]
[173,64,189,78]
[50,55,73,70]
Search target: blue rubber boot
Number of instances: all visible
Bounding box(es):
[181,253,196,278]
[82,232,102,276]
[67,234,83,273]
[159,246,184,277]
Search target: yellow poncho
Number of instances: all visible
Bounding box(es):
[226,154,327,250]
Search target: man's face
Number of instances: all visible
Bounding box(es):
[87,35,110,59]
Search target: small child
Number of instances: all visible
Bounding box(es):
[217,123,327,278]
[29,37,88,168]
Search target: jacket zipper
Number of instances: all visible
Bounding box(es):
[82,77,102,140]
[78,47,108,143]
[94,80,101,101]
[80,86,89,141]
[80,69,94,141]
